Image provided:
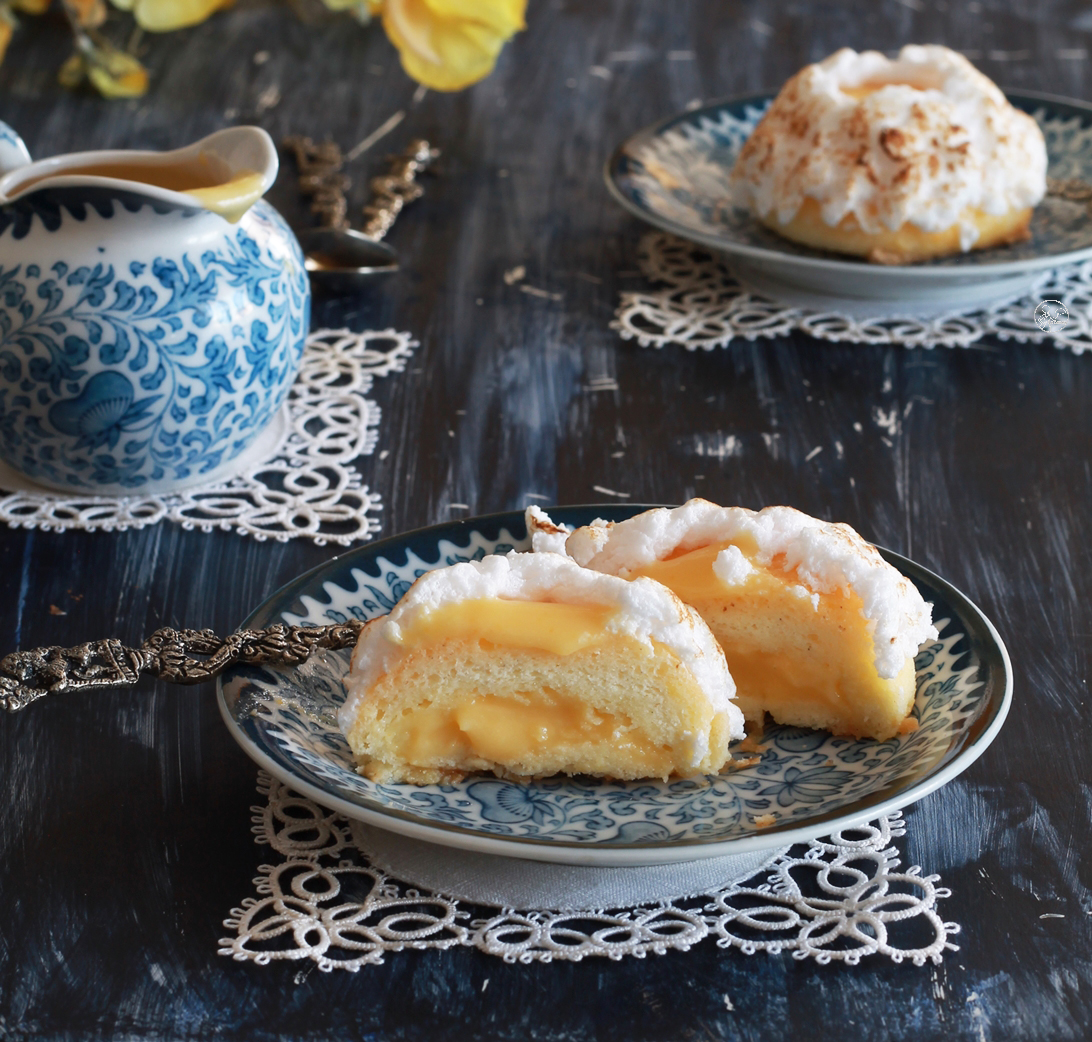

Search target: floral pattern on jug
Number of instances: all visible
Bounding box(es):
[0,121,310,494]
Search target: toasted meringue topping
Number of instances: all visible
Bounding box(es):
[730,44,1047,248]
[563,500,937,680]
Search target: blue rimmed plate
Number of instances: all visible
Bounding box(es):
[217,507,1012,866]
[606,91,1092,316]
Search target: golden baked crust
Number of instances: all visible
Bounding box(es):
[760,197,1032,265]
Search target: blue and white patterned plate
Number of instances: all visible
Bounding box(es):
[606,91,1092,314]
[217,507,1012,866]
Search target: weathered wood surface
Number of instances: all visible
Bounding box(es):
[1,1,1091,1039]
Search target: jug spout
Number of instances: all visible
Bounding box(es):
[0,125,277,224]
[0,122,32,178]
[172,126,278,223]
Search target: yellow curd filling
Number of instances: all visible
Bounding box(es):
[374,597,678,774]
[391,597,618,656]
[389,688,674,775]
[631,540,909,736]
[629,537,759,603]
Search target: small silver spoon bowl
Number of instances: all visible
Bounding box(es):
[299,227,399,287]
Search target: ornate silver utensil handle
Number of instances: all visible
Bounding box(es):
[0,621,364,712]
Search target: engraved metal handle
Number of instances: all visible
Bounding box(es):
[0,621,364,712]
[284,135,440,235]
[360,139,440,240]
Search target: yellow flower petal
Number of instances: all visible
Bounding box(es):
[57,51,86,88]
[418,0,523,34]
[59,36,149,97]
[0,15,13,70]
[132,0,232,32]
[88,61,148,98]
[11,0,51,15]
[382,0,526,91]
[86,44,148,97]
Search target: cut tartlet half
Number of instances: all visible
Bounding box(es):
[340,550,744,784]
[533,501,937,742]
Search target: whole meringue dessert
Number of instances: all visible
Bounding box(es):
[730,44,1047,264]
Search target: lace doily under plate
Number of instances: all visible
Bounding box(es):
[0,328,417,545]
[614,232,1092,353]
[219,771,960,970]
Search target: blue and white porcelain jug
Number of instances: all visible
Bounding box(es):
[0,122,310,494]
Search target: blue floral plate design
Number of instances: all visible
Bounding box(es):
[217,507,1012,866]
[606,91,1092,314]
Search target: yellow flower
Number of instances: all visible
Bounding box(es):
[108,0,234,32]
[380,0,526,91]
[58,35,149,97]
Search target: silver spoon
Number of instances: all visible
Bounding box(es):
[287,137,439,286]
[299,226,399,277]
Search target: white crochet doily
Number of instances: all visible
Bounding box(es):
[614,232,1092,353]
[0,328,417,545]
[219,771,960,970]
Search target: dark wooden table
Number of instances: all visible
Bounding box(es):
[1,2,1091,1039]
